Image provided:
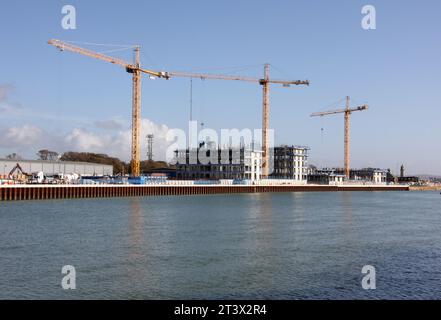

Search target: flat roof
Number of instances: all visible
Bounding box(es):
[0,159,113,167]
[275,145,310,150]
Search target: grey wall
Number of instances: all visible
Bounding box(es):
[0,159,113,176]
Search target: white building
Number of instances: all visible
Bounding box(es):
[372,169,387,184]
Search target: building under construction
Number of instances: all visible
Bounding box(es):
[174,144,262,181]
[270,145,309,183]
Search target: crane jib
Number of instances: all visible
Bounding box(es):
[48,39,310,177]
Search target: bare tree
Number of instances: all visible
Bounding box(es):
[37,149,59,161]
[5,153,22,160]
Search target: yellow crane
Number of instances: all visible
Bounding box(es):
[48,39,168,176]
[311,96,368,178]
[48,39,309,177]
[155,64,309,177]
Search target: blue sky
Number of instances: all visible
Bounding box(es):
[0,0,440,175]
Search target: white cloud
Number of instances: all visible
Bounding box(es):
[63,118,173,161]
[0,118,174,162]
[139,118,172,161]
[0,124,45,149]
[64,128,111,151]
[1,84,174,161]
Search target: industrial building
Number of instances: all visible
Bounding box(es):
[270,145,309,183]
[174,145,262,181]
[308,167,388,185]
[0,159,113,178]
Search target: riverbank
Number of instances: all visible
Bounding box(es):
[409,185,441,191]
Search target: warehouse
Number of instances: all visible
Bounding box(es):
[0,159,113,178]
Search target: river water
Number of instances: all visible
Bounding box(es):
[0,191,440,299]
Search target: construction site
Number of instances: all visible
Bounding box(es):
[0,39,416,200]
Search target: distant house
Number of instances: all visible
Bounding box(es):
[397,176,419,184]
[307,168,345,185]
[308,167,389,185]
[334,167,388,184]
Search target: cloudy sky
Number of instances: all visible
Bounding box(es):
[0,0,440,175]
[0,87,172,163]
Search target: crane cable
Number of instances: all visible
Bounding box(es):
[317,97,347,141]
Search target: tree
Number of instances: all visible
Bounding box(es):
[60,152,128,174]
[140,160,170,172]
[37,149,59,161]
[59,152,173,175]
[5,153,22,160]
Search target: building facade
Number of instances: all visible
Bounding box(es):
[307,168,345,185]
[174,146,262,181]
[270,145,309,183]
[332,167,388,184]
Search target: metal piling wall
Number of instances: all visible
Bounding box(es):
[0,184,409,201]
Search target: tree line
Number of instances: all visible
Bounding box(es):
[5,150,172,175]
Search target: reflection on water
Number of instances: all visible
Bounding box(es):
[127,198,144,279]
[341,192,356,246]
[292,192,306,225]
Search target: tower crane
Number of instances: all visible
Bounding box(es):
[48,39,309,177]
[48,39,169,176]
[161,64,309,177]
[310,96,368,178]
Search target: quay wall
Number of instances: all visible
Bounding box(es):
[409,185,441,191]
[0,184,409,201]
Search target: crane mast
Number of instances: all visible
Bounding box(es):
[344,96,350,178]
[131,47,142,176]
[311,96,368,179]
[48,39,165,176]
[262,63,270,177]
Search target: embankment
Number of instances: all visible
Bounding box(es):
[0,184,409,201]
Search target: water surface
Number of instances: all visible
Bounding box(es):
[0,191,440,299]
